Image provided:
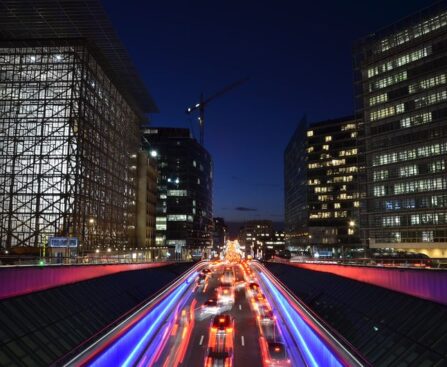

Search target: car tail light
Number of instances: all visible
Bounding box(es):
[226,327,233,332]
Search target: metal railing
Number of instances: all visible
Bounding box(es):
[274,256,447,269]
[0,254,189,267]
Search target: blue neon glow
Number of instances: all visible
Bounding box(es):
[259,271,343,367]
[88,272,197,367]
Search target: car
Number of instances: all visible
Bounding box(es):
[247,281,260,297]
[251,292,269,311]
[257,305,275,325]
[197,273,207,285]
[260,338,290,366]
[221,268,235,285]
[205,314,234,367]
[217,285,235,305]
[201,298,220,316]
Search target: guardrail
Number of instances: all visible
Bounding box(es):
[0,261,190,300]
[253,261,371,367]
[271,258,447,306]
[59,262,204,366]
[0,254,188,266]
[281,256,447,269]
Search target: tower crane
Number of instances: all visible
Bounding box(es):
[186,77,249,146]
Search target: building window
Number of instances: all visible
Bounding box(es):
[409,73,446,93]
[374,185,386,197]
[399,164,418,177]
[369,93,388,106]
[414,90,447,108]
[400,112,432,128]
[369,71,407,92]
[368,47,431,77]
[422,231,434,242]
[307,130,314,137]
[167,214,187,221]
[370,103,405,121]
[168,189,188,196]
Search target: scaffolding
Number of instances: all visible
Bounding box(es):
[0,41,140,252]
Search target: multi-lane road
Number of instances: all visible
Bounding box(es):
[66,260,368,367]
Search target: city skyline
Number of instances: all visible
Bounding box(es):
[104,0,436,223]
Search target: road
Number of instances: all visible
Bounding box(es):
[153,262,263,366]
[66,260,366,367]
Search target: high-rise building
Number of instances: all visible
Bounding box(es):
[354,2,447,257]
[284,118,309,248]
[238,220,274,257]
[0,1,158,253]
[306,116,361,248]
[212,217,228,253]
[142,127,213,254]
[284,116,361,253]
[135,151,158,251]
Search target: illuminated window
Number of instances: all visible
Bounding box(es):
[430,160,446,173]
[414,90,447,108]
[369,71,407,92]
[353,201,360,207]
[370,103,405,121]
[382,216,401,227]
[307,146,314,153]
[323,144,329,150]
[374,185,386,197]
[373,142,447,166]
[400,112,432,128]
[341,123,356,131]
[368,47,431,77]
[168,189,187,196]
[399,164,418,177]
[167,214,187,221]
[325,136,332,142]
[369,93,388,106]
[339,149,357,157]
[373,170,388,181]
[307,130,314,137]
[409,73,446,93]
[334,203,341,209]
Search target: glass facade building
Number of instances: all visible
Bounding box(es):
[354,2,447,256]
[306,116,361,247]
[284,116,361,251]
[0,1,157,253]
[284,118,309,248]
[142,127,213,252]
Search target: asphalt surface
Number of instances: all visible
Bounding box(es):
[153,263,262,367]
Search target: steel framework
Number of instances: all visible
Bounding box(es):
[0,41,140,251]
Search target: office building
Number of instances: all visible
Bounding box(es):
[284,118,309,248]
[238,220,282,257]
[212,217,228,253]
[142,127,213,254]
[306,116,361,248]
[284,116,361,253]
[135,151,158,251]
[354,2,447,257]
[0,1,158,253]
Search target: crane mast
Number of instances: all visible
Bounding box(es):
[186,77,249,146]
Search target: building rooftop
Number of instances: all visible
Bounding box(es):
[0,0,158,114]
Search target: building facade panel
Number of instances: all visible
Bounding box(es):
[354,3,447,256]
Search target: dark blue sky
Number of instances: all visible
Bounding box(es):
[104,0,436,223]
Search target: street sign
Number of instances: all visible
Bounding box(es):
[48,237,78,248]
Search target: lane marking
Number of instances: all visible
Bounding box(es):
[199,335,204,346]
[241,335,245,346]
[239,304,242,311]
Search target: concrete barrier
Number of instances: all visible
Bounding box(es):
[0,262,174,300]
[280,261,447,306]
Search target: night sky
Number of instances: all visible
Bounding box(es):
[104,0,436,225]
